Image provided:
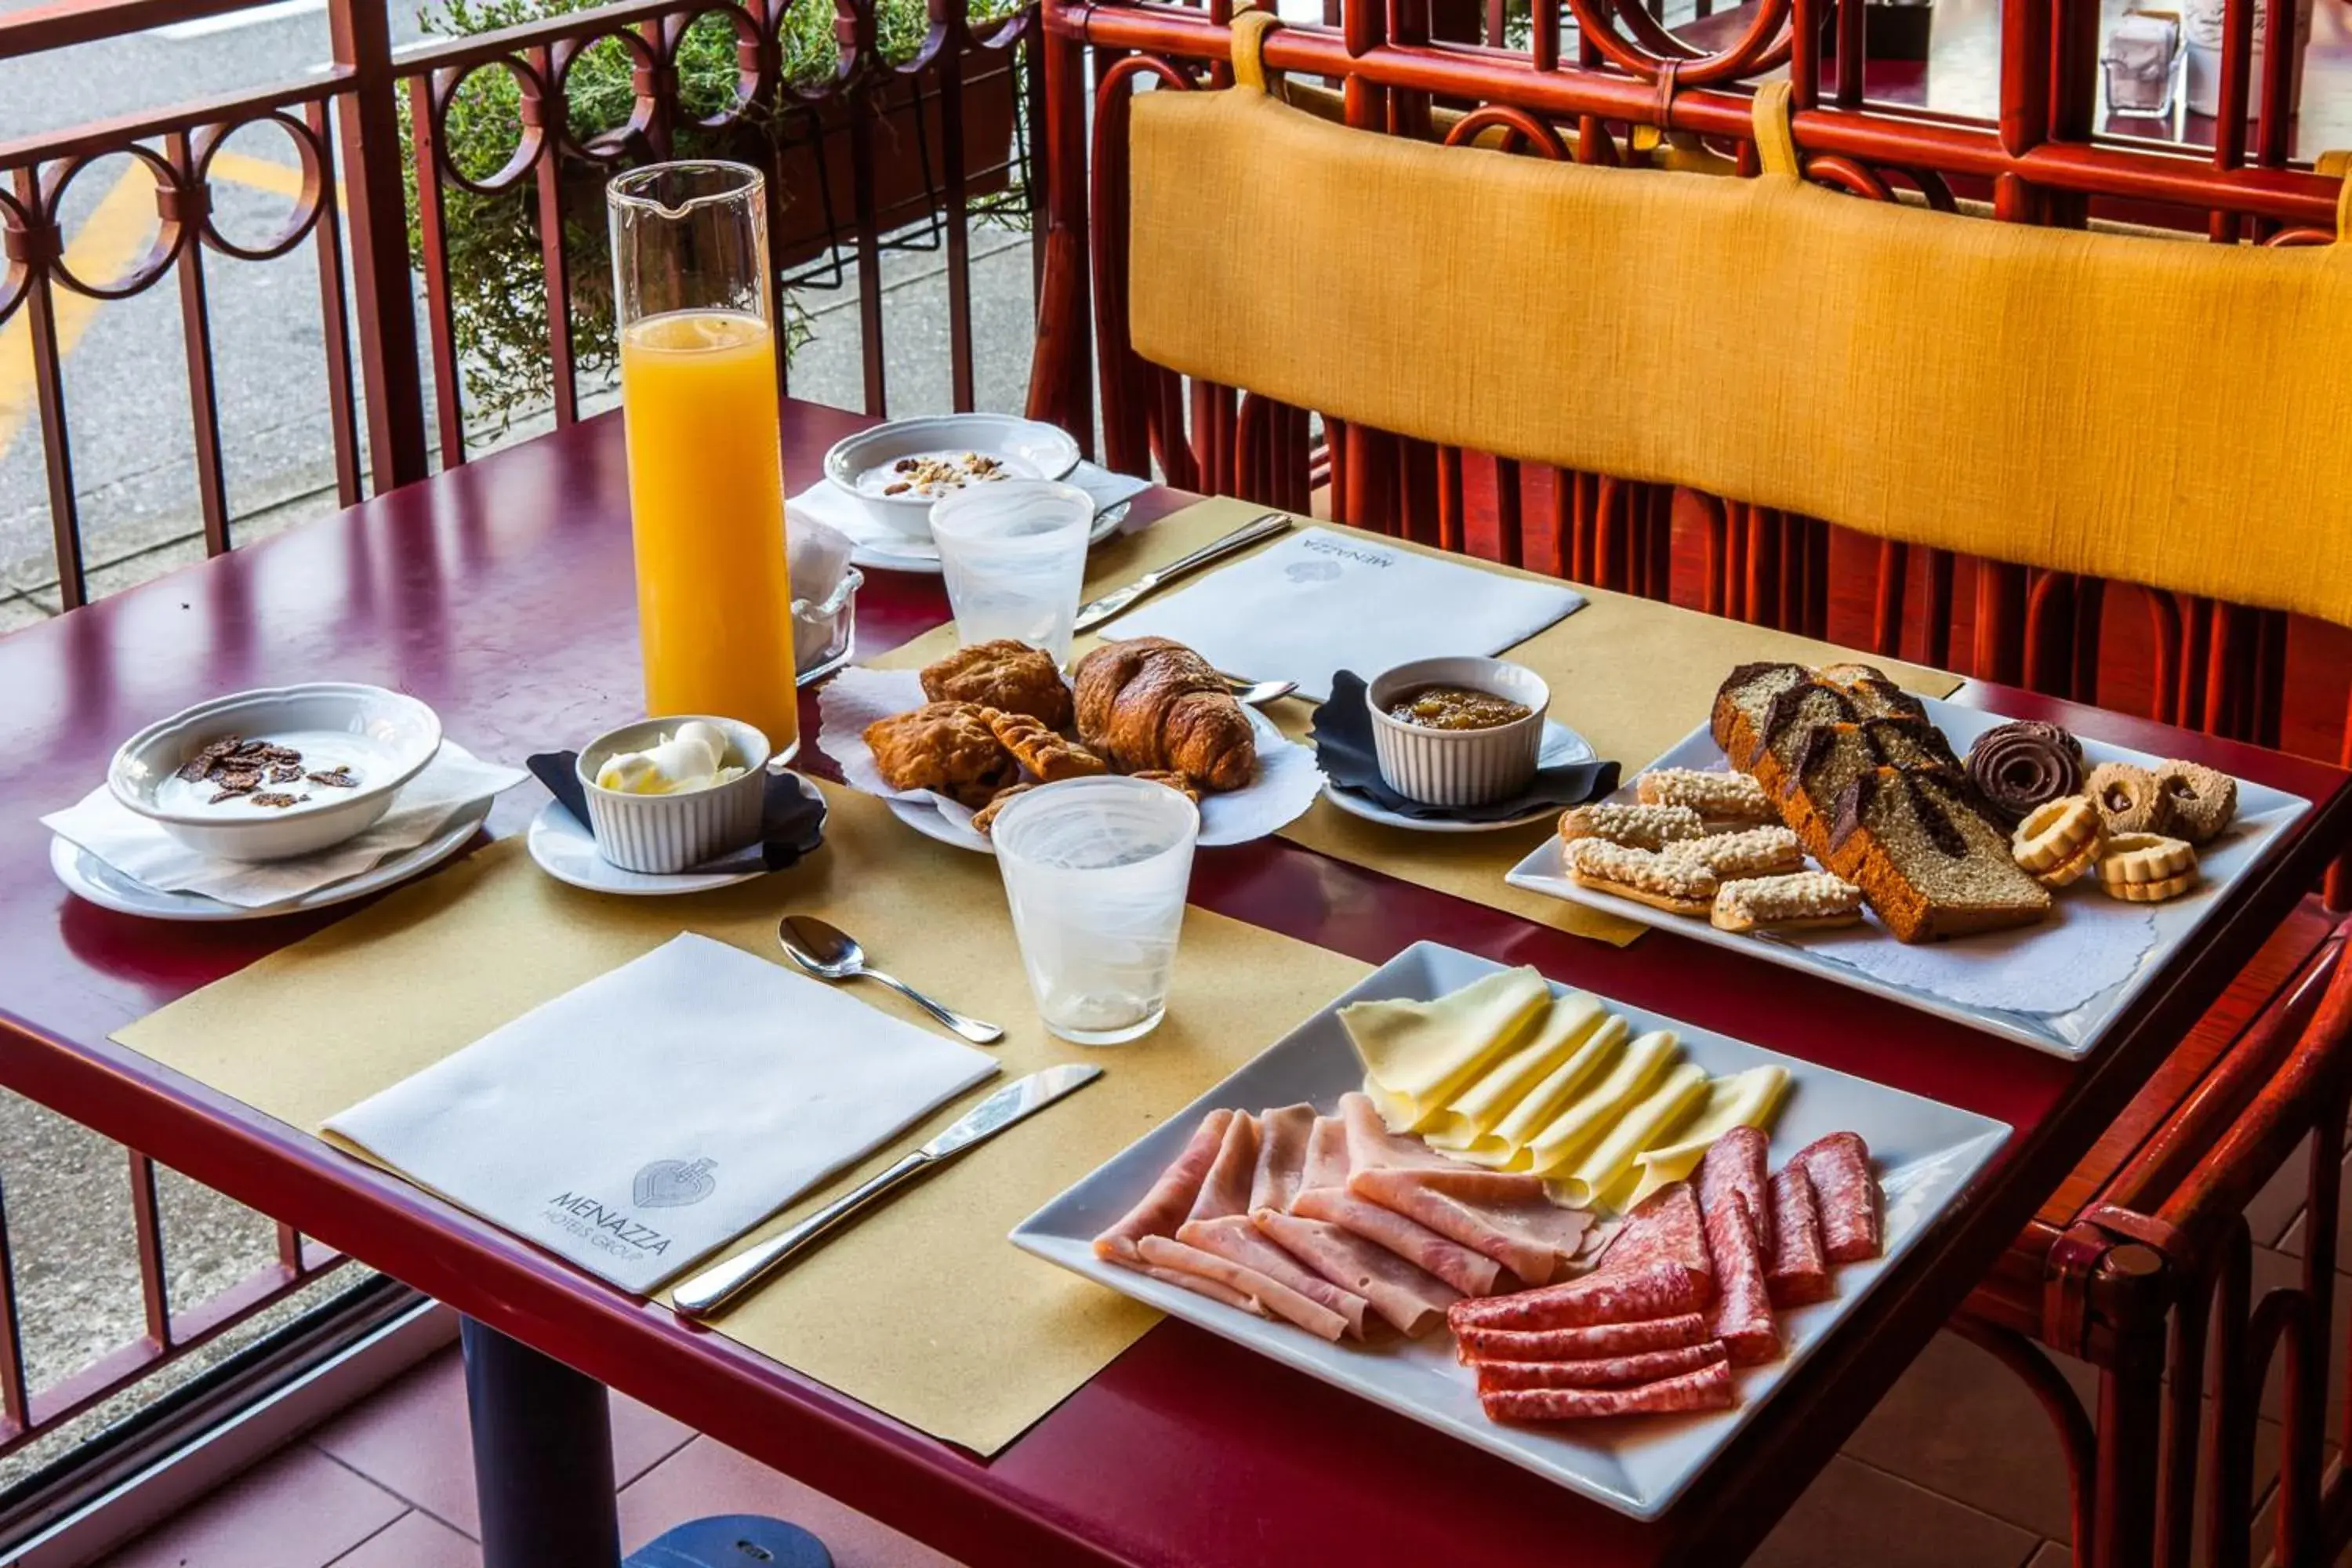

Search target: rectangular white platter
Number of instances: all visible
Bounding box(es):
[1506,694,2310,1061]
[1010,941,2009,1521]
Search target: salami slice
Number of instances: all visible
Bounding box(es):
[1703,1187,1780,1366]
[1592,1181,1714,1298]
[1473,1340,1729,1392]
[1697,1125,1773,1256]
[1446,1259,1704,1334]
[1479,1358,1736,1422]
[1765,1163,1833,1307]
[1792,1131,1882,1263]
[1453,1312,1709,1365]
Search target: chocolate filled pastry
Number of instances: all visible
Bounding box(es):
[1966,720,2085,825]
[2085,760,2173,837]
[2153,760,2238,844]
[863,701,1019,807]
[1072,637,1256,791]
[920,638,1073,729]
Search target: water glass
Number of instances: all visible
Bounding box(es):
[990,776,1201,1045]
[929,479,1094,666]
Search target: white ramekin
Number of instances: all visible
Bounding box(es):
[576,716,770,873]
[1366,657,1551,808]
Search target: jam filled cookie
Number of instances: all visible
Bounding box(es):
[1566,839,1719,916]
[1558,802,1707,852]
[2096,831,2199,903]
[2153,760,2238,845]
[2085,761,2173,837]
[2011,796,2104,890]
[1710,872,1865,933]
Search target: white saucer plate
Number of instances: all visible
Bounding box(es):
[526,799,771,896]
[849,501,1129,575]
[51,794,492,923]
[1319,719,1595,833]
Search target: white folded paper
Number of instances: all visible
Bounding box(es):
[1791,893,2159,1017]
[1102,526,1587,702]
[42,742,526,909]
[325,933,1000,1294]
[790,462,1152,562]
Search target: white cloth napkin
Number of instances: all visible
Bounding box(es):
[790,462,1153,563]
[42,742,526,909]
[818,665,1325,848]
[325,933,1000,1294]
[1103,526,1587,702]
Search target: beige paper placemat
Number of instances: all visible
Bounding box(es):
[114,783,1371,1456]
[871,498,1964,944]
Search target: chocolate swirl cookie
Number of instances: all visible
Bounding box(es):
[1965,720,2085,824]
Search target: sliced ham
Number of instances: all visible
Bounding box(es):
[1185,1112,1262,1225]
[1447,1259,1704,1334]
[1178,1214,1371,1339]
[1340,1091,1455,1172]
[1703,1187,1780,1366]
[1766,1162,1834,1307]
[1301,1113,1352,1193]
[1136,1235,1351,1341]
[1093,1109,1236,1261]
[1291,1185,1503,1298]
[1472,1340,1729,1393]
[1452,1312,1709,1365]
[1593,1181,1714,1298]
[1793,1131,1882,1263]
[1479,1357,1736,1422]
[1347,1166,1591,1287]
[1697,1125,1773,1256]
[1125,1259,1266,1315]
[1248,1103,1317,1214]
[1253,1209,1459,1338]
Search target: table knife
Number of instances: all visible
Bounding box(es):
[670,1063,1104,1319]
[1071,511,1293,633]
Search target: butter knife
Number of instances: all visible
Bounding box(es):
[670,1063,1104,1319]
[1071,511,1293,633]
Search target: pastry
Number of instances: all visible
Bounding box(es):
[984,707,1107,782]
[2085,761,2172,837]
[1129,769,1203,804]
[920,638,1073,728]
[2011,796,2104,889]
[2097,832,2199,902]
[1661,826,1806,878]
[1773,717,1959,849]
[1556,802,1706,852]
[1711,662,1933,805]
[1820,764,2050,942]
[1635,768,1776,826]
[1966,720,2085,825]
[862,701,1018,808]
[1709,872,1864,933]
[1072,637,1257,791]
[1566,840,1719,916]
[971,783,1038,837]
[2153,760,2238,844]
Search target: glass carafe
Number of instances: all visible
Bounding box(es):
[608,161,798,760]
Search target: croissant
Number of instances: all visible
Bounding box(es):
[1073,637,1257,792]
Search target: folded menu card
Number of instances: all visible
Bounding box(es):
[324,933,999,1294]
[1105,527,1586,702]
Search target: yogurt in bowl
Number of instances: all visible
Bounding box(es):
[824,414,1082,540]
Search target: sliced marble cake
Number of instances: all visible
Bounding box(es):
[1822,764,2049,942]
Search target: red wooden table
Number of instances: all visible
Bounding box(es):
[2,400,2347,1566]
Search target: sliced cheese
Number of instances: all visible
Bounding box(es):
[1615,1065,1793,1210]
[1515,1026,1676,1177]
[1554,1058,1710,1207]
[1340,966,1551,1131]
[1461,1013,1632,1167]
[1422,991,1607,1150]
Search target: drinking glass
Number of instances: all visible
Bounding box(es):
[928,479,1094,666]
[608,161,799,758]
[990,776,1201,1045]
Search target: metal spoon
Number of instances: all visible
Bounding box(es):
[1225,675,1299,706]
[779,915,1004,1045]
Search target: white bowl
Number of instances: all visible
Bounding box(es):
[822,414,1082,541]
[107,683,444,862]
[1366,657,1552,808]
[576,716,770,874]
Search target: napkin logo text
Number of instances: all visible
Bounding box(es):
[632,1156,718,1208]
[1291,535,1395,577]
[543,1188,688,1260]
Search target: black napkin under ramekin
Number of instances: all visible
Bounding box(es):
[1309,670,1621,823]
[528,753,827,873]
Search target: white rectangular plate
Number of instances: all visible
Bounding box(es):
[1011,941,2009,1521]
[1505,695,2309,1060]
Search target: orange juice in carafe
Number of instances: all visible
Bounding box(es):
[617,308,798,756]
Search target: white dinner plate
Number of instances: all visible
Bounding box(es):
[1320,718,1596,833]
[525,800,771,896]
[849,501,1129,575]
[1504,693,2310,1060]
[1012,940,2009,1521]
[51,794,492,923]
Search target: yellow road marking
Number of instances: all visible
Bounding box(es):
[206,149,307,201]
[0,162,162,465]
